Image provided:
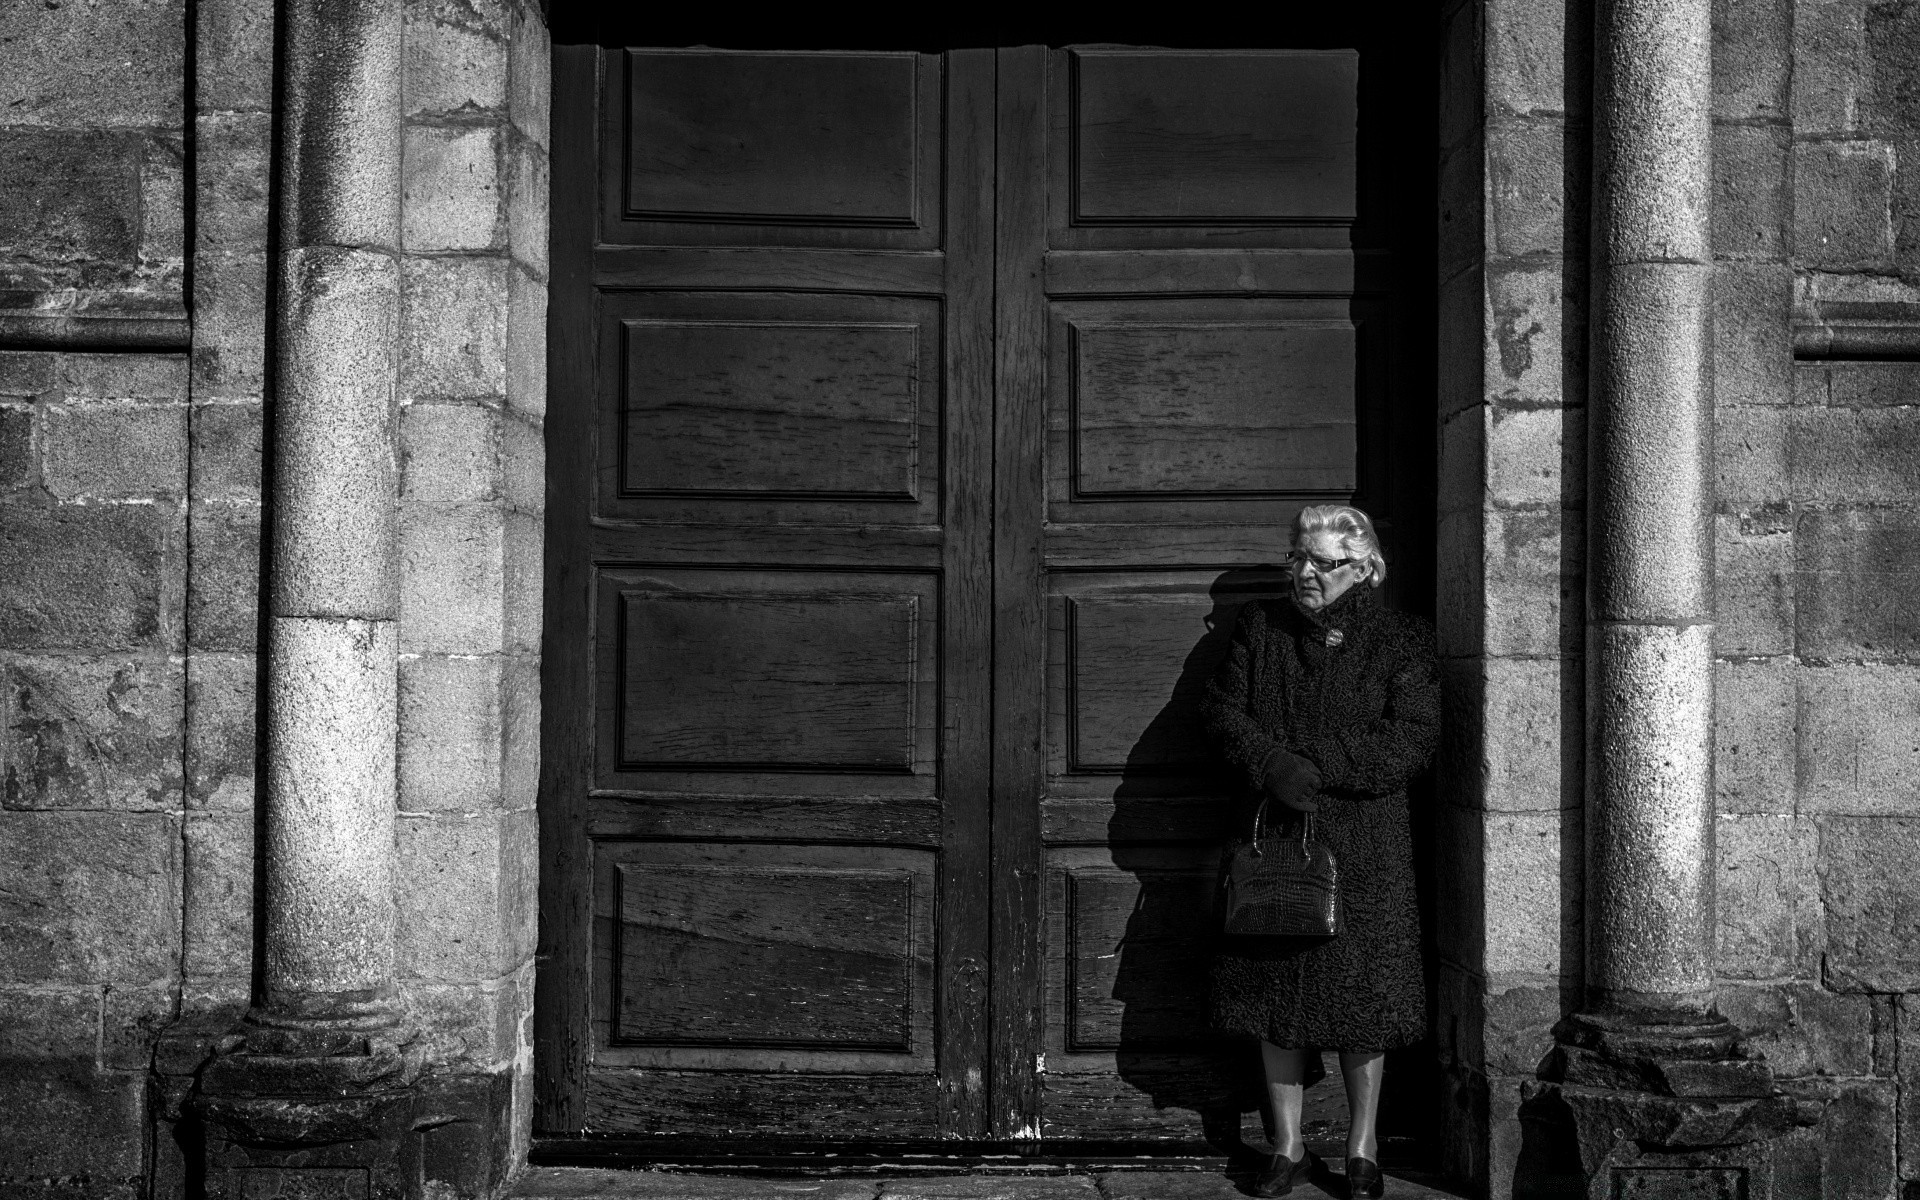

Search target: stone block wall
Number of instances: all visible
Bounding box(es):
[1435,0,1589,1190]
[0,0,548,1193]
[393,0,550,1170]
[1439,0,1920,1192]
[0,0,189,344]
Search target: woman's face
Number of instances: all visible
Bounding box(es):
[1290,529,1370,611]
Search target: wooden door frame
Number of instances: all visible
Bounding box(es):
[533,19,1440,1165]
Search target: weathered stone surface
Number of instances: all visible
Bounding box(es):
[1486,262,1579,409]
[502,509,542,655]
[1437,403,1484,519]
[271,245,402,622]
[0,502,180,652]
[1714,816,1818,978]
[508,1,552,150]
[1820,360,1920,407]
[1485,809,1577,978]
[400,502,505,655]
[1713,0,1792,120]
[506,262,547,418]
[1713,510,1793,658]
[508,136,550,278]
[0,129,145,265]
[1485,0,1583,118]
[0,1064,145,1178]
[196,0,275,113]
[1791,405,1920,505]
[0,405,33,492]
[1712,124,1790,260]
[1792,0,1867,133]
[500,653,540,812]
[184,809,254,982]
[0,811,180,983]
[187,501,260,653]
[1483,508,1582,658]
[1796,510,1920,662]
[190,401,263,501]
[399,653,505,812]
[402,255,510,402]
[195,112,271,252]
[396,811,532,982]
[500,408,544,516]
[0,0,182,126]
[1898,996,1920,1178]
[0,986,100,1060]
[1713,657,1795,814]
[881,1180,1097,1200]
[401,403,500,503]
[261,616,398,1008]
[1485,981,1563,1075]
[100,981,178,1071]
[61,354,188,402]
[1713,407,1787,508]
[42,403,187,501]
[403,125,504,252]
[512,1167,875,1200]
[1,654,184,812]
[185,651,256,811]
[1438,263,1484,422]
[1818,1080,1896,1199]
[0,352,57,398]
[1795,140,1895,269]
[1487,119,1570,259]
[190,253,269,396]
[1486,403,1582,508]
[1480,656,1580,813]
[1435,510,1485,659]
[1717,983,1870,1080]
[1438,133,1485,289]
[404,9,509,119]
[1819,816,1920,991]
[1798,665,1920,814]
[140,138,186,265]
[405,975,524,1069]
[1712,262,1793,409]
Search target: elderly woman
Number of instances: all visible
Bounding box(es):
[1200,504,1440,1199]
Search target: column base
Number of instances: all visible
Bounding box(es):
[1523,1010,1818,1200]
[186,1020,515,1200]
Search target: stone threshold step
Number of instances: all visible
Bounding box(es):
[511,1165,1472,1200]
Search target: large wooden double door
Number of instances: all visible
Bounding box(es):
[538,40,1420,1147]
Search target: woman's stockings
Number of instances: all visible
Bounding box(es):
[1259,1041,1309,1161]
[1339,1050,1385,1161]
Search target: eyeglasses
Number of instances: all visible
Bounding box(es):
[1286,551,1360,575]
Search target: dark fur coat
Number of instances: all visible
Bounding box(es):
[1201,583,1440,1051]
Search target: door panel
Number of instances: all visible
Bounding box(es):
[994,46,1383,1142]
[541,45,995,1140]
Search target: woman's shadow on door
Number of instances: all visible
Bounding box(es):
[1101,566,1281,1163]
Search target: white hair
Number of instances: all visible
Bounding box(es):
[1292,504,1388,586]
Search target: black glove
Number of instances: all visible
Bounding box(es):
[1262,749,1323,814]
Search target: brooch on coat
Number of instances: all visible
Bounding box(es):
[1323,628,1345,647]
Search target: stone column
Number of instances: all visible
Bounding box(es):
[191,2,424,1195]
[1585,0,1717,1018]
[257,0,405,1032]
[1531,0,1805,1191]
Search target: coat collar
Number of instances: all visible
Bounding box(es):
[1285,580,1380,644]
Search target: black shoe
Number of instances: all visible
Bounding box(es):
[1253,1149,1319,1197]
[1346,1156,1384,1199]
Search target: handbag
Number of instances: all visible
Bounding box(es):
[1222,799,1344,937]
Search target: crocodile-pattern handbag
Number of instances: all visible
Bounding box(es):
[1222,800,1344,937]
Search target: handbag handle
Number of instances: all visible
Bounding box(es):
[1250,796,1314,855]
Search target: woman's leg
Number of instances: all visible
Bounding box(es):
[1338,1050,1385,1161]
[1260,1041,1310,1161]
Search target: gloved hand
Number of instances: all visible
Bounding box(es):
[1262,749,1323,813]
